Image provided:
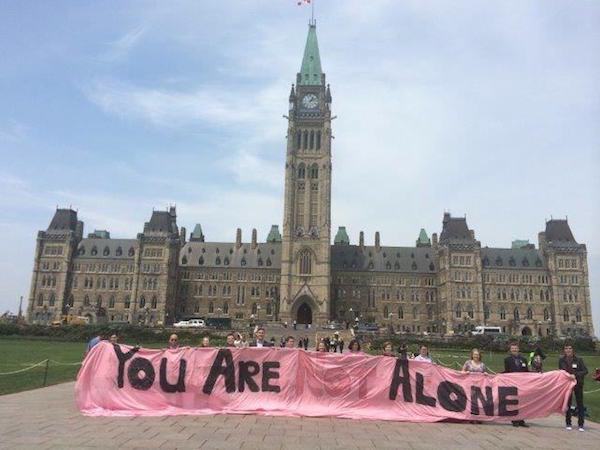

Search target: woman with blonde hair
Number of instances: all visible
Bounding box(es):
[462,348,487,373]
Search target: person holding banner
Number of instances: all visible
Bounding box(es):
[413,344,432,363]
[382,342,395,357]
[225,333,236,348]
[559,343,588,431]
[250,327,273,347]
[462,348,487,373]
[167,334,179,349]
[504,342,529,427]
[347,339,361,353]
[285,336,296,348]
[316,341,328,352]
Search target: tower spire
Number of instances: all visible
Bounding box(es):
[299,22,322,86]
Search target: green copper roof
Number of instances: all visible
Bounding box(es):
[190,224,204,242]
[299,24,322,86]
[511,239,530,249]
[416,228,431,247]
[334,226,350,245]
[266,225,282,243]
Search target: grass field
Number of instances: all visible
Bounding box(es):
[1,337,599,422]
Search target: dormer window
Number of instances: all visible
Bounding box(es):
[495,256,503,266]
[509,257,516,267]
[91,246,98,256]
[103,246,110,256]
[128,247,135,257]
[522,257,529,267]
[412,262,417,271]
[116,247,122,256]
[199,256,204,265]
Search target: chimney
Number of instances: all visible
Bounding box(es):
[236,228,242,249]
[180,227,187,243]
[251,228,257,249]
[432,233,438,247]
[375,231,381,251]
[359,231,364,249]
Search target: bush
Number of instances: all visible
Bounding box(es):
[0,323,224,346]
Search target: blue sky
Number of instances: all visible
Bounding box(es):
[1,0,599,332]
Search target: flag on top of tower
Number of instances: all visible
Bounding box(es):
[297,0,311,5]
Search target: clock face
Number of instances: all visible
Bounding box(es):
[301,94,319,109]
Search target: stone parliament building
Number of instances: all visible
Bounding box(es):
[27,24,594,338]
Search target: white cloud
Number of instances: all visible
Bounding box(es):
[100,26,145,62]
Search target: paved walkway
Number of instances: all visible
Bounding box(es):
[0,382,598,450]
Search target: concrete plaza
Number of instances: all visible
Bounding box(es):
[0,382,598,450]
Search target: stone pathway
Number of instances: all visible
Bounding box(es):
[0,382,598,449]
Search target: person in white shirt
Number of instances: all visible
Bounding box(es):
[413,344,433,363]
[250,327,273,347]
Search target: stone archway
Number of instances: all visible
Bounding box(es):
[297,303,313,324]
[521,326,532,336]
[291,295,317,325]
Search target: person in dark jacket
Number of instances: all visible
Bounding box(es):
[559,343,589,431]
[504,342,529,427]
[249,327,273,347]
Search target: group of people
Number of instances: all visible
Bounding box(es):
[86,330,592,431]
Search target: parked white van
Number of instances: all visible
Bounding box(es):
[472,326,502,335]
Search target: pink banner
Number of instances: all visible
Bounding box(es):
[76,342,575,422]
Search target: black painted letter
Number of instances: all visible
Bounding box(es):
[262,361,280,393]
[416,372,436,407]
[127,357,155,390]
[238,361,260,392]
[159,358,187,393]
[437,381,467,412]
[389,359,413,402]
[113,344,139,388]
[498,386,519,416]
[202,349,236,394]
[470,386,494,416]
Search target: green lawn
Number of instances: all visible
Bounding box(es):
[1,337,599,422]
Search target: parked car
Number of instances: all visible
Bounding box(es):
[356,323,379,332]
[173,319,206,328]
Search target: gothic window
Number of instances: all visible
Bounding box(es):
[215,256,221,265]
[151,296,157,309]
[526,307,533,320]
[124,296,131,309]
[128,247,135,257]
[455,304,462,319]
[224,257,229,266]
[251,303,257,315]
[309,163,318,179]
[139,296,146,308]
[223,302,229,314]
[303,130,308,150]
[412,307,418,319]
[298,250,312,275]
[575,309,582,322]
[296,130,301,150]
[103,246,110,256]
[484,305,490,320]
[398,307,404,319]
[513,308,520,321]
[467,304,474,319]
[209,302,214,314]
[49,294,55,306]
[500,307,506,320]
[316,130,321,150]
[182,256,188,265]
[309,130,314,149]
[383,306,389,318]
[563,308,569,322]
[84,295,90,307]
[427,306,433,320]
[266,257,272,267]
[298,163,305,179]
[266,303,272,315]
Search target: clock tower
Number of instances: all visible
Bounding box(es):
[280,22,333,325]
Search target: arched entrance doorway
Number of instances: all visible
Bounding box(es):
[521,326,532,336]
[297,303,313,324]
